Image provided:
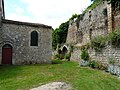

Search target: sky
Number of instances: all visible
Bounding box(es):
[4,0,92,29]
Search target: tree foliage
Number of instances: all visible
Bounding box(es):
[52,21,69,50]
[69,14,78,21]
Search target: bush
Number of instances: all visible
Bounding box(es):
[54,54,60,59]
[91,35,106,51]
[81,50,89,61]
[108,29,120,47]
[89,60,99,68]
[57,49,62,54]
[89,60,107,70]
[51,60,63,64]
[64,53,71,61]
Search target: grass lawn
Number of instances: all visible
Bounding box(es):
[0,60,120,90]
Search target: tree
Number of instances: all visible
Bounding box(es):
[69,14,78,21]
[52,21,69,50]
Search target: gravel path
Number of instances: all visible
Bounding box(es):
[30,82,72,90]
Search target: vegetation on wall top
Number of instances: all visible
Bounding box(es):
[84,0,104,13]
[69,14,78,21]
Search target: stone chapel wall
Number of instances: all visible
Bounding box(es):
[0,20,52,65]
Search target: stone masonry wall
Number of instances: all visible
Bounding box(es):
[107,2,113,33]
[78,1,108,45]
[0,20,52,65]
[70,47,80,62]
[70,1,120,66]
[70,45,120,66]
[66,1,108,46]
[88,46,120,66]
[66,20,77,44]
[113,8,120,30]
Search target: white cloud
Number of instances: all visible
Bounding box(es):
[6,13,34,22]
[6,0,92,29]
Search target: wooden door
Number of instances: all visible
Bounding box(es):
[2,44,12,64]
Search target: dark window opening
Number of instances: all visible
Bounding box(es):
[31,31,38,46]
[89,29,92,40]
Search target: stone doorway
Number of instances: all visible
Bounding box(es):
[61,46,68,55]
[2,44,12,64]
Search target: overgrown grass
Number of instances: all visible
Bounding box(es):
[0,61,120,90]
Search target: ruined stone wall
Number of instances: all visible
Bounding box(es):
[66,20,77,44]
[88,46,120,66]
[113,5,120,30]
[78,1,108,45]
[0,20,52,65]
[66,1,108,46]
[70,45,120,66]
[70,47,81,62]
[70,1,120,65]
[107,2,113,33]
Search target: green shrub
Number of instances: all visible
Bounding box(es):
[91,29,120,51]
[51,60,63,64]
[89,60,99,68]
[57,49,61,54]
[81,50,89,61]
[54,54,60,59]
[59,54,65,59]
[64,53,71,60]
[108,29,120,47]
[91,35,106,51]
[89,60,107,70]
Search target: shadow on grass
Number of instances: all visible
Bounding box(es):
[0,65,25,80]
[51,59,64,64]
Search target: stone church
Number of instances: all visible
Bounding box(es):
[0,0,52,65]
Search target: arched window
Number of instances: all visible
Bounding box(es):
[31,31,38,46]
